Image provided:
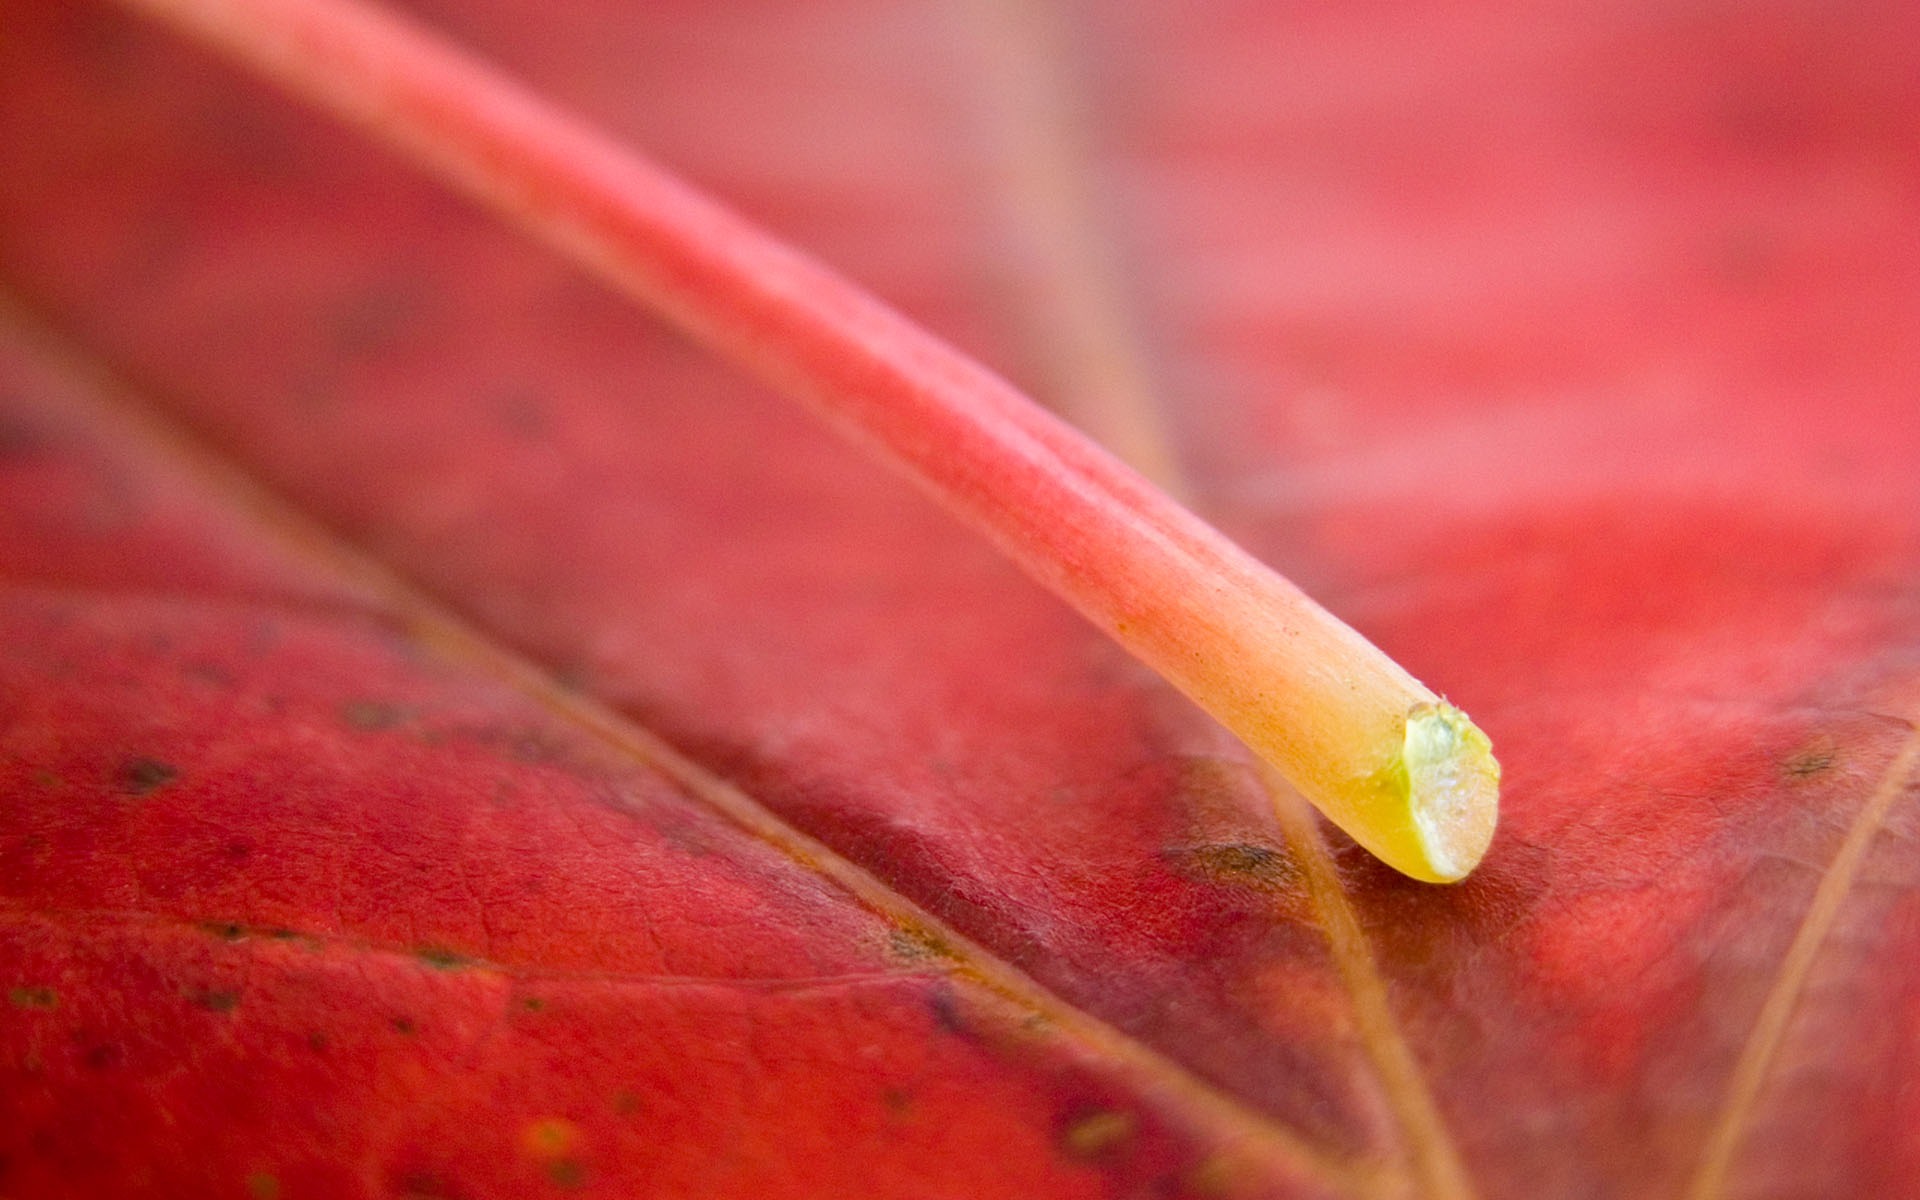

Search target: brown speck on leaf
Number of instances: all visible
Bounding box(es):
[545,1160,586,1189]
[1060,1109,1136,1161]
[341,699,408,731]
[1172,842,1300,893]
[1784,739,1838,778]
[520,1118,587,1188]
[391,1016,417,1036]
[887,926,954,962]
[116,757,178,795]
[522,1116,580,1156]
[9,985,57,1009]
[392,1169,454,1198]
[189,988,240,1013]
[83,1042,121,1070]
[416,946,468,969]
[1184,1152,1243,1197]
[246,1171,281,1200]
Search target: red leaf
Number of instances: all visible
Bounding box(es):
[3,0,1919,1196]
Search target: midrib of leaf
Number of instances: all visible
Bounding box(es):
[0,291,1385,1199]
[1684,722,1920,1200]
[953,6,1475,1196]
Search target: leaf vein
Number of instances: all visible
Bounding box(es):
[0,288,1376,1198]
[1684,719,1920,1200]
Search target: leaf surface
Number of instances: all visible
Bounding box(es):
[3,0,1919,1196]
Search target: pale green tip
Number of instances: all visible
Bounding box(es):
[1403,702,1501,882]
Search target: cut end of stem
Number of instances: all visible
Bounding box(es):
[1401,703,1500,882]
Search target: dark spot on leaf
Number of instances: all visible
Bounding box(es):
[1185,1153,1241,1196]
[881,1087,913,1116]
[520,996,545,1012]
[1171,842,1300,893]
[30,770,61,790]
[927,981,966,1036]
[391,1169,455,1199]
[267,928,300,940]
[612,1090,640,1116]
[342,699,409,731]
[226,840,253,862]
[189,988,240,1013]
[117,757,178,795]
[1060,1109,1136,1161]
[1785,746,1837,777]
[416,946,468,970]
[523,1117,579,1154]
[888,926,954,962]
[200,921,246,941]
[8,986,57,1010]
[83,1043,121,1070]
[521,1118,585,1187]
[246,1171,281,1200]
[633,799,719,857]
[307,1031,329,1053]
[391,1017,417,1036]
[544,1160,586,1189]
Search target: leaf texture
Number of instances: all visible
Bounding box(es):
[3,0,1920,1196]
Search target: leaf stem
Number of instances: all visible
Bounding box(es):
[112,0,1499,881]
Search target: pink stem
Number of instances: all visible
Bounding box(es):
[112,0,1497,881]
